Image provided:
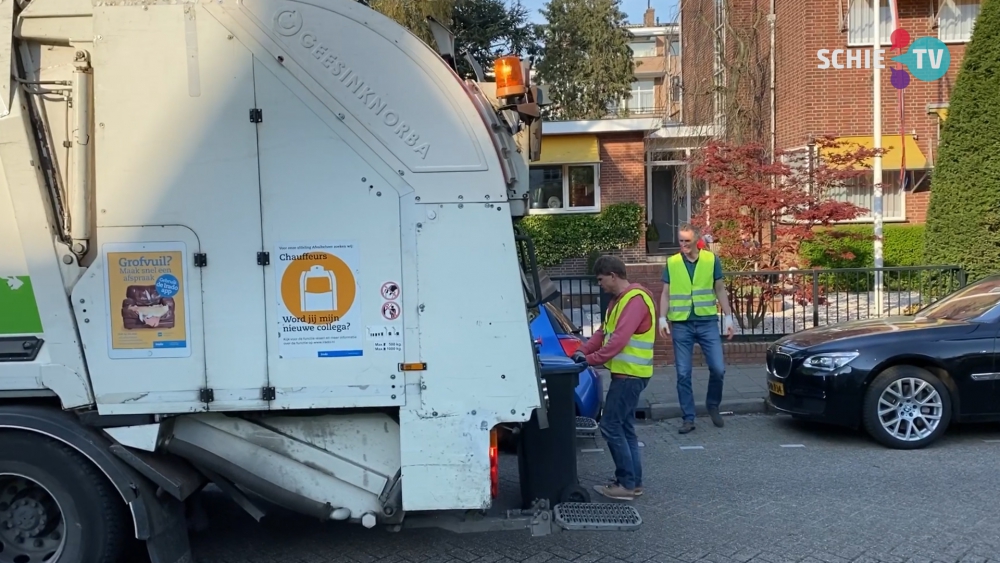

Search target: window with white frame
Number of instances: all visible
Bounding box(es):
[629,40,657,58]
[847,0,893,46]
[668,38,681,57]
[825,170,914,221]
[629,79,656,113]
[938,0,980,43]
[528,165,600,213]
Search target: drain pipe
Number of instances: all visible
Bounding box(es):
[769,0,776,162]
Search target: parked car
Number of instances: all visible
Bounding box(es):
[766,273,1000,450]
[530,301,604,422]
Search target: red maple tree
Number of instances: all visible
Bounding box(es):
[687,136,884,328]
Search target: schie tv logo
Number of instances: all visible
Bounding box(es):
[816,28,951,90]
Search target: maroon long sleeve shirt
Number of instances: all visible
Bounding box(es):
[579,283,655,373]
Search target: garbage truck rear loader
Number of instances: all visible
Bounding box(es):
[0,0,640,561]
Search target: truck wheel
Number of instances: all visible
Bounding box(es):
[862,365,952,450]
[0,432,128,563]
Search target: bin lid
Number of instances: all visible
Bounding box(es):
[537,354,586,376]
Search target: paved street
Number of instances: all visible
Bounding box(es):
[601,366,770,420]
[190,412,1000,562]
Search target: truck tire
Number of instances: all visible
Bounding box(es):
[0,431,129,563]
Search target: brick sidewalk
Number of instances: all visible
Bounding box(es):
[598,363,771,421]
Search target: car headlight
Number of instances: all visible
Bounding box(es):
[802,351,859,371]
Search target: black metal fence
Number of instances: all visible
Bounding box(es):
[552,265,967,340]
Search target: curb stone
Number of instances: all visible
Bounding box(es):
[643,397,771,421]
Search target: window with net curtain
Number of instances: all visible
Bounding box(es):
[848,0,980,44]
[528,165,598,212]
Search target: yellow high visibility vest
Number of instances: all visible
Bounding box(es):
[602,288,656,378]
[666,250,718,321]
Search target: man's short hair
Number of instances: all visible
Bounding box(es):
[678,222,701,238]
[593,255,628,279]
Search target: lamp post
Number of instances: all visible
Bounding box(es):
[873,0,884,317]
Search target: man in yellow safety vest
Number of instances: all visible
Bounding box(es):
[658,223,735,434]
[573,255,656,500]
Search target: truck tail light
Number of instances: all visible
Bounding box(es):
[489,428,499,498]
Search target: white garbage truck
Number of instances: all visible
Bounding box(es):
[0,0,641,561]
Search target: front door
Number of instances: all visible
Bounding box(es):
[650,165,688,253]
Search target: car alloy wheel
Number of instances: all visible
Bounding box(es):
[862,365,952,450]
[877,377,944,441]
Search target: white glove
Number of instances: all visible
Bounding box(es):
[658,316,670,334]
[722,314,735,334]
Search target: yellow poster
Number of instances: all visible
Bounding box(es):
[103,242,190,359]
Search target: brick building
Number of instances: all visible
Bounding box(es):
[532,1,981,365]
[680,0,981,224]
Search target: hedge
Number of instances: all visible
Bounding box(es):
[800,224,927,292]
[924,0,1000,282]
[517,202,644,268]
[800,224,925,269]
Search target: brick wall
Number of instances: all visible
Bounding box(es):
[775,0,960,161]
[599,132,648,263]
[626,263,768,366]
[680,0,715,127]
[682,0,965,226]
[774,0,960,225]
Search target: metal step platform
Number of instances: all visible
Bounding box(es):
[575,416,598,437]
[554,502,642,532]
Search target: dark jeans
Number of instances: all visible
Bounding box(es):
[599,375,649,490]
[671,319,726,422]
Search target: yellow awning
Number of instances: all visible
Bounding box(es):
[535,134,599,165]
[819,135,927,170]
[929,107,948,121]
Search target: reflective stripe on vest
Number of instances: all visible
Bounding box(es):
[666,250,718,321]
[602,288,657,378]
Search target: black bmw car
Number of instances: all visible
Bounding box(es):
[766,273,1000,449]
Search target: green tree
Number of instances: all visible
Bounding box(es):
[534,0,635,120]
[924,0,1000,281]
[451,0,538,79]
[367,0,455,46]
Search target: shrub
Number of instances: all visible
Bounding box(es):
[517,202,644,267]
[800,224,927,292]
[924,0,1000,283]
[800,224,925,269]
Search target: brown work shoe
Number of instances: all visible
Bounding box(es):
[607,479,643,496]
[593,483,635,501]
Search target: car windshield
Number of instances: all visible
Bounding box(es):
[917,277,1000,321]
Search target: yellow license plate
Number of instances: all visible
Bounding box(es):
[768,381,785,396]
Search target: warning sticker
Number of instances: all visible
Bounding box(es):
[274,242,362,358]
[381,281,400,301]
[381,301,401,321]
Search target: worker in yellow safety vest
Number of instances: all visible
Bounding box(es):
[658,223,735,435]
[573,255,656,501]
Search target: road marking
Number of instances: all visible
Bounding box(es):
[580,448,604,453]
[680,446,705,450]
[983,440,1000,443]
[780,444,806,448]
